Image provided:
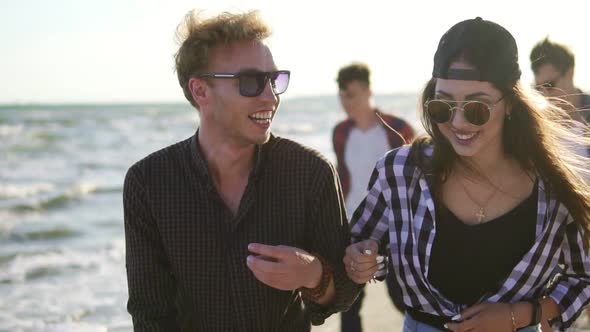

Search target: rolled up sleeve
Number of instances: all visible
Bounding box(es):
[548,216,590,331]
[350,162,391,254]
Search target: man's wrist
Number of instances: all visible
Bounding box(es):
[304,256,323,289]
[300,254,333,302]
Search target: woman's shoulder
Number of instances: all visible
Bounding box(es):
[375,142,432,179]
[379,140,432,166]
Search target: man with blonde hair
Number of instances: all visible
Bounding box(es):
[123,9,360,331]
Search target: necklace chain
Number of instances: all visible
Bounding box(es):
[457,177,499,223]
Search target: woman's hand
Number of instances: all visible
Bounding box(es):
[445,302,515,332]
[343,239,381,284]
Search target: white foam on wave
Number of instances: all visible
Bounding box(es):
[0,183,56,199]
[0,240,123,283]
[0,320,108,332]
[0,210,17,233]
[68,182,99,196]
[0,158,71,179]
[43,322,108,332]
[0,124,24,137]
[0,179,111,212]
[0,240,130,330]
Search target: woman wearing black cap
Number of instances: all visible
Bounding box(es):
[343,17,590,332]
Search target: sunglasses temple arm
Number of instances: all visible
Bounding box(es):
[375,111,407,145]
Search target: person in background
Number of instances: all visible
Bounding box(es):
[531,37,590,330]
[344,17,590,331]
[123,9,360,331]
[332,62,414,332]
[530,37,590,122]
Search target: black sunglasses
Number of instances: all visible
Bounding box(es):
[197,70,290,97]
[535,80,557,91]
[534,73,563,91]
[424,97,504,126]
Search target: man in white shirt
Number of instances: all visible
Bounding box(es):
[332,63,415,332]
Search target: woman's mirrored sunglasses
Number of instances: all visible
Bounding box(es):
[424,97,504,126]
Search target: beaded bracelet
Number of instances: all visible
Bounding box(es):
[509,303,517,332]
[300,254,333,301]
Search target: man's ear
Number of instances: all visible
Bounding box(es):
[189,78,209,107]
[564,67,575,82]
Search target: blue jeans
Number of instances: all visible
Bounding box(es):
[403,313,541,332]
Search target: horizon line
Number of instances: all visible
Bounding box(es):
[0,91,420,107]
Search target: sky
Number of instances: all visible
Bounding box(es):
[1,0,589,104]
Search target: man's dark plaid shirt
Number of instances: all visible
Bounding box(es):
[124,132,361,331]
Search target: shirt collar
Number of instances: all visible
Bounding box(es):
[189,129,272,179]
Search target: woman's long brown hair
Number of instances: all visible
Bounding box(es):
[412,77,590,247]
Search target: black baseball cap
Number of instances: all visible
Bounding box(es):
[432,17,521,84]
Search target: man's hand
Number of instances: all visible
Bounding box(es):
[246,243,322,291]
[343,239,381,284]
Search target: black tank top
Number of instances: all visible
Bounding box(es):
[428,182,538,306]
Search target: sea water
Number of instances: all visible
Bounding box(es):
[0,94,421,331]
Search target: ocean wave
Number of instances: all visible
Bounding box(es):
[23,116,77,128]
[0,124,24,137]
[273,123,316,135]
[0,252,17,264]
[0,245,120,283]
[42,323,108,332]
[94,186,123,194]
[0,183,56,199]
[7,227,80,242]
[0,320,108,332]
[10,194,73,212]
[32,131,63,142]
[5,182,122,212]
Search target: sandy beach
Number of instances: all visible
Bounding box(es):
[313,281,404,331]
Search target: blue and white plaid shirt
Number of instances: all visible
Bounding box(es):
[350,145,590,331]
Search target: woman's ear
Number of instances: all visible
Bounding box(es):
[502,92,514,120]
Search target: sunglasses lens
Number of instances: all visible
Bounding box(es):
[271,72,290,95]
[239,73,267,97]
[238,71,290,97]
[463,102,490,126]
[427,101,452,123]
